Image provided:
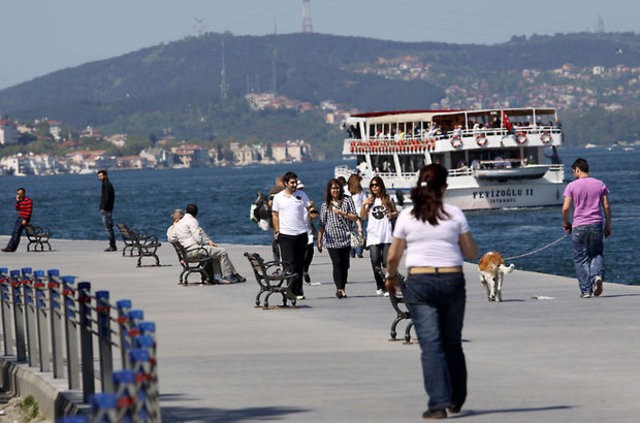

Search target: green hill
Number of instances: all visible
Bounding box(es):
[2,31,640,156]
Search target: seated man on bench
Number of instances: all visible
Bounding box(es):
[168,204,245,284]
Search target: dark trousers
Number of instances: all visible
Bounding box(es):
[369,243,391,291]
[303,242,314,274]
[278,233,308,296]
[328,247,351,290]
[102,211,116,248]
[6,218,26,250]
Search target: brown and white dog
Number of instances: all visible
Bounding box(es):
[478,251,515,302]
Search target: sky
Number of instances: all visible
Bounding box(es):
[1,0,638,89]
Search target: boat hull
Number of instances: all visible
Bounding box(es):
[442,182,564,210]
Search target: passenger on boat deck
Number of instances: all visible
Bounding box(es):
[471,159,480,170]
[472,122,481,132]
[357,161,369,176]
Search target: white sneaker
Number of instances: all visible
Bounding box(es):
[593,276,603,297]
[376,289,384,296]
[384,291,390,297]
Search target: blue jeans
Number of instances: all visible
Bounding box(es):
[571,223,605,294]
[101,211,116,248]
[402,272,467,411]
[6,218,27,250]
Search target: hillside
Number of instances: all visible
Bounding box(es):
[2,31,640,155]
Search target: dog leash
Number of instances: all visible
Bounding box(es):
[503,234,568,261]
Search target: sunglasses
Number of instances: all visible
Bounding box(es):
[370,183,380,187]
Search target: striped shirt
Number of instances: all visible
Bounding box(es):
[16,196,33,221]
[319,197,357,248]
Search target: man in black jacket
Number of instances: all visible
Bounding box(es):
[98,170,117,252]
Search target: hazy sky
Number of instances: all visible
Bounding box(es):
[1,0,637,89]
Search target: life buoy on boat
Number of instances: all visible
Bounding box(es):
[450,135,462,148]
[426,137,436,151]
[475,134,487,147]
[540,131,551,144]
[515,132,528,144]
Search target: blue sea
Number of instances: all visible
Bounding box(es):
[1,146,637,285]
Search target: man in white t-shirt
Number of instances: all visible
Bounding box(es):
[272,171,317,300]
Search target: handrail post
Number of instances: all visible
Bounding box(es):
[112,369,136,421]
[0,267,12,356]
[21,267,38,367]
[135,326,161,422]
[77,281,95,402]
[130,349,153,422]
[116,299,132,369]
[33,270,50,372]
[96,290,114,393]
[62,275,80,389]
[126,310,144,369]
[48,269,64,378]
[10,269,27,362]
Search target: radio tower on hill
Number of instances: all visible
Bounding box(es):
[302,0,313,33]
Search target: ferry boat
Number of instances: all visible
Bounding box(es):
[335,107,565,210]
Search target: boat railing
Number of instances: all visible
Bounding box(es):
[344,125,562,154]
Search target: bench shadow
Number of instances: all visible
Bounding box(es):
[450,404,572,418]
[161,404,310,422]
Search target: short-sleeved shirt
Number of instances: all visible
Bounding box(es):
[272,190,311,236]
[319,197,357,248]
[365,197,394,246]
[393,204,470,268]
[563,177,609,227]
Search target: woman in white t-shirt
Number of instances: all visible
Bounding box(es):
[359,175,397,295]
[385,164,477,419]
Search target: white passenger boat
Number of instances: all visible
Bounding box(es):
[335,107,565,210]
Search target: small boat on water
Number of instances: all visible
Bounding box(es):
[335,107,565,210]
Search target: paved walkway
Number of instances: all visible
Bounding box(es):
[2,237,640,422]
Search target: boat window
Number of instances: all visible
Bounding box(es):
[371,155,395,173]
[451,152,468,169]
[398,155,425,174]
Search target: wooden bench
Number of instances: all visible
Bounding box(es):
[116,223,138,257]
[244,252,298,308]
[116,224,162,267]
[24,224,52,252]
[170,241,222,286]
[376,267,413,343]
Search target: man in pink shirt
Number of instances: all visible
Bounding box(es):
[562,158,611,298]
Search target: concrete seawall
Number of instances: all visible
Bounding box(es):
[1,237,639,422]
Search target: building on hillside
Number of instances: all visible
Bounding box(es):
[117,155,148,169]
[140,147,174,168]
[0,120,20,145]
[48,120,64,141]
[105,134,128,147]
[171,144,209,168]
[271,140,312,163]
[65,150,116,173]
[0,154,31,175]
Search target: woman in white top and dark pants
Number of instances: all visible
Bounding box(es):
[360,176,397,295]
[386,164,477,419]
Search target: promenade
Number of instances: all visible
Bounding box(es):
[2,237,640,422]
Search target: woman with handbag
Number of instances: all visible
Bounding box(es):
[360,175,397,296]
[317,178,358,298]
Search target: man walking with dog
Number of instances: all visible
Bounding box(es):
[562,158,611,298]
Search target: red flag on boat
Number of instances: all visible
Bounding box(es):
[502,110,513,132]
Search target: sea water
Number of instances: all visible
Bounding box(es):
[1,146,637,285]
